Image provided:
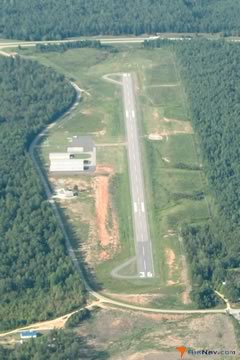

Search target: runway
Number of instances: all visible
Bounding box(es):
[122,73,154,278]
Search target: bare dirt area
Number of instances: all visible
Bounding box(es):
[148,115,193,140]
[78,308,238,360]
[114,351,185,360]
[164,243,191,304]
[94,173,119,260]
[147,83,180,88]
[80,109,93,116]
[103,293,164,306]
[181,255,191,305]
[165,248,177,286]
[49,166,120,266]
[50,176,91,193]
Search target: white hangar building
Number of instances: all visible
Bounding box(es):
[49,136,96,173]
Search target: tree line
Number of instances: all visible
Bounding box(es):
[144,38,240,307]
[0,56,84,330]
[175,40,240,305]
[35,40,118,53]
[1,0,240,40]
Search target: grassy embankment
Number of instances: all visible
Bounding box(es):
[15,46,210,307]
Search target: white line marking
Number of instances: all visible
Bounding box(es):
[134,202,138,213]
[141,202,145,212]
[144,260,147,271]
[142,246,145,255]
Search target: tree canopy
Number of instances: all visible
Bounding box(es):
[175,40,240,304]
[1,0,240,40]
[0,56,84,330]
[0,330,109,359]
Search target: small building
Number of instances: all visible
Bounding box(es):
[49,136,96,174]
[20,331,38,339]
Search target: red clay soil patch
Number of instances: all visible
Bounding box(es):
[95,176,110,247]
[99,249,110,261]
[50,167,119,264]
[94,168,119,257]
[96,164,114,174]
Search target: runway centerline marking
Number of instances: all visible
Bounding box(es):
[121,72,154,278]
[134,202,138,213]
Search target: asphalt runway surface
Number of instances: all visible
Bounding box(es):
[122,73,154,278]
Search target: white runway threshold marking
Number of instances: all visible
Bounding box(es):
[141,202,145,212]
[132,110,135,118]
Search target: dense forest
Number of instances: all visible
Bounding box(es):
[1,0,240,40]
[0,330,109,359]
[173,40,240,305]
[0,57,84,330]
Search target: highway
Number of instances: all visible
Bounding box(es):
[122,73,154,278]
[0,35,159,51]
[1,34,240,53]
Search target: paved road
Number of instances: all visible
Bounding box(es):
[0,36,159,49]
[122,73,154,278]
[2,34,240,53]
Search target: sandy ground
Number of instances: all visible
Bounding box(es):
[148,116,193,140]
[165,248,176,285]
[103,292,164,306]
[181,255,191,305]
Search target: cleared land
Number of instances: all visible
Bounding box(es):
[76,307,238,360]
[18,46,210,307]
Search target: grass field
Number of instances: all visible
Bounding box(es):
[19,45,211,307]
